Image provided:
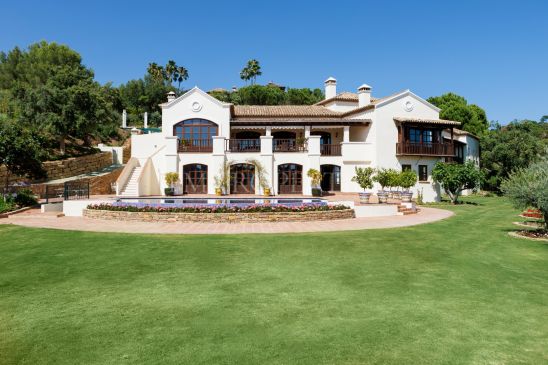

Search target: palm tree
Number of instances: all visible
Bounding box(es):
[240,66,251,85]
[147,62,164,83]
[174,65,189,93]
[248,59,262,85]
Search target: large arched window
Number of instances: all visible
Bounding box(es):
[174,119,218,152]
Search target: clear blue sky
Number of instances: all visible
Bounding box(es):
[1,0,547,123]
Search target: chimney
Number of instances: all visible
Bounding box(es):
[324,77,337,99]
[167,91,176,102]
[357,84,372,107]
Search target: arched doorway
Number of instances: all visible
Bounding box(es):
[278,164,302,194]
[183,164,208,194]
[320,165,341,192]
[230,164,255,194]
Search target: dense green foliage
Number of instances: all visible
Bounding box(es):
[427,92,489,136]
[481,119,547,190]
[209,84,324,105]
[117,75,172,127]
[501,154,548,228]
[351,167,375,190]
[398,170,418,190]
[0,41,120,154]
[0,121,45,190]
[432,161,483,204]
[1,196,547,364]
[373,168,400,191]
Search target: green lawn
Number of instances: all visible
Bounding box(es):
[0,197,546,365]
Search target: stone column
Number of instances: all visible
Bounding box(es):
[163,136,179,194]
[211,136,227,194]
[260,136,273,195]
[306,135,321,196]
[144,112,148,129]
[343,125,350,142]
[304,126,311,138]
[122,109,127,128]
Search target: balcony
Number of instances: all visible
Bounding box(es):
[273,139,307,153]
[320,144,342,156]
[396,142,455,157]
[178,139,213,153]
[226,139,261,152]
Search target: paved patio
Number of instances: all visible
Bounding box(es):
[5,207,453,235]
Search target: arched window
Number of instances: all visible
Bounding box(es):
[174,119,218,152]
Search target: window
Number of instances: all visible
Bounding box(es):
[422,130,433,144]
[409,128,421,143]
[173,119,218,141]
[402,164,411,171]
[418,165,428,182]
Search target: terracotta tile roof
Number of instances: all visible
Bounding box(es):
[453,128,479,139]
[315,92,359,105]
[232,105,342,118]
[394,117,461,126]
[230,105,371,125]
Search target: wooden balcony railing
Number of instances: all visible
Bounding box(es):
[320,144,342,156]
[396,142,455,156]
[178,139,213,153]
[273,139,307,152]
[226,139,261,152]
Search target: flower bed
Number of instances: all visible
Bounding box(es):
[521,209,543,219]
[84,203,354,223]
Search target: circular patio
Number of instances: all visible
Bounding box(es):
[5,207,453,235]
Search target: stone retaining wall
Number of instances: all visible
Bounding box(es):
[83,208,355,223]
[0,151,113,184]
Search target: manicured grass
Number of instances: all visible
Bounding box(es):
[0,196,546,364]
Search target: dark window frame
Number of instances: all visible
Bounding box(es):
[418,165,428,182]
[402,164,412,172]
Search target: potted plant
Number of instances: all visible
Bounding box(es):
[296,137,308,151]
[373,168,391,203]
[399,170,418,202]
[164,172,179,196]
[351,167,375,203]
[307,168,323,197]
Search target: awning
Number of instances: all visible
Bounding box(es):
[394,117,461,127]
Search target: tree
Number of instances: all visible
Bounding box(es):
[481,119,547,191]
[286,88,324,105]
[240,59,262,85]
[0,41,118,154]
[147,60,189,93]
[432,161,483,204]
[427,92,489,136]
[351,167,375,191]
[237,85,286,105]
[118,75,173,127]
[398,170,418,191]
[501,154,548,229]
[0,122,46,193]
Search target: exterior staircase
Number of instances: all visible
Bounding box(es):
[119,166,142,197]
[397,203,418,215]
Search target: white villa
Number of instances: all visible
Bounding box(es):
[118,77,479,202]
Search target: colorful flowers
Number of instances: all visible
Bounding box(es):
[87,202,349,214]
